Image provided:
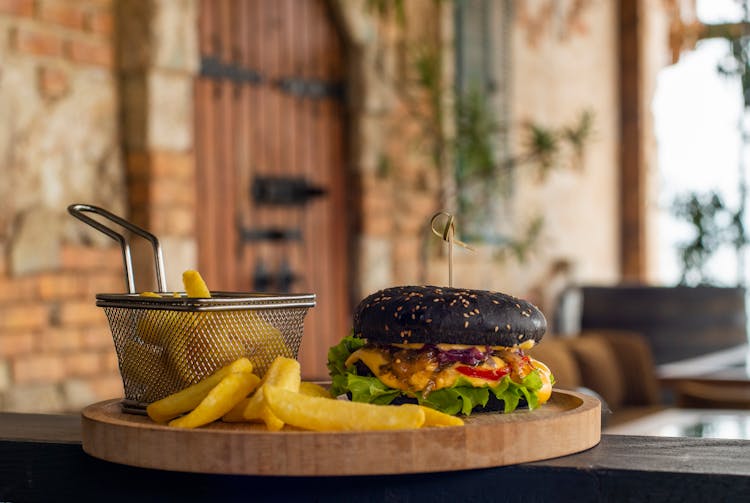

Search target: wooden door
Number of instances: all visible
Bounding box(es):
[195,0,350,379]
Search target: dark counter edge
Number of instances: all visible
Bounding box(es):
[2,412,750,502]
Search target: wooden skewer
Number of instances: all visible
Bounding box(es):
[430,211,474,288]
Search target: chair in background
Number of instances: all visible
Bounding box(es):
[556,285,747,366]
[530,330,663,426]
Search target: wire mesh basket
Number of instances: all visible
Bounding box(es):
[69,204,316,412]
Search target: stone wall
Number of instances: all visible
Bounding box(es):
[496,0,622,314]
[116,0,199,292]
[0,0,125,412]
[333,0,449,299]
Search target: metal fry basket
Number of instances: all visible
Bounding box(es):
[68,204,315,412]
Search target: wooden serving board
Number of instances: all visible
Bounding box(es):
[81,390,600,476]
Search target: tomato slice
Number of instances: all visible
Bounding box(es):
[456,365,510,381]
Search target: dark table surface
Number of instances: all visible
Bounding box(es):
[2,411,750,502]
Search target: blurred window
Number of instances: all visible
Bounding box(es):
[654,0,746,286]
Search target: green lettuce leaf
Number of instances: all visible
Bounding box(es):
[346,374,402,404]
[488,370,544,413]
[327,333,365,396]
[417,377,490,415]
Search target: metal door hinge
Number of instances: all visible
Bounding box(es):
[252,176,327,206]
[200,56,264,85]
[199,56,344,100]
[274,77,344,100]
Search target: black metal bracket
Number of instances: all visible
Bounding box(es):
[240,227,302,243]
[199,56,344,100]
[252,176,327,206]
[200,56,264,85]
[273,77,344,100]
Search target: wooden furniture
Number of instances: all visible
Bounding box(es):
[672,381,750,409]
[3,412,750,501]
[658,344,750,409]
[574,285,747,365]
[530,331,664,426]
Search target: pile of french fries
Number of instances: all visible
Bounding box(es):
[140,270,464,431]
[146,355,464,431]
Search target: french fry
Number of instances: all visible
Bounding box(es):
[147,357,255,423]
[222,356,300,431]
[168,371,260,429]
[400,404,464,427]
[120,339,168,402]
[264,386,426,431]
[221,396,253,422]
[246,312,291,366]
[175,270,288,379]
[164,271,225,380]
[136,309,193,346]
[136,270,202,346]
[183,269,211,298]
[299,381,331,398]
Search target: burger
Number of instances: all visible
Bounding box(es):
[328,285,553,415]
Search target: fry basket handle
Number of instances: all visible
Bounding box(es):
[67,203,167,294]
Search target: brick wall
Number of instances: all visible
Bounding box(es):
[0,243,125,412]
[0,0,125,412]
[117,0,199,292]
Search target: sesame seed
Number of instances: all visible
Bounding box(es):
[464,321,469,328]
[463,313,469,318]
[506,324,511,330]
[494,326,499,332]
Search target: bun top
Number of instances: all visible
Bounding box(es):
[353,285,547,347]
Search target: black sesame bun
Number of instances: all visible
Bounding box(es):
[353,285,546,347]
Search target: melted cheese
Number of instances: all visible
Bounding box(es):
[530,358,552,404]
[346,348,516,392]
